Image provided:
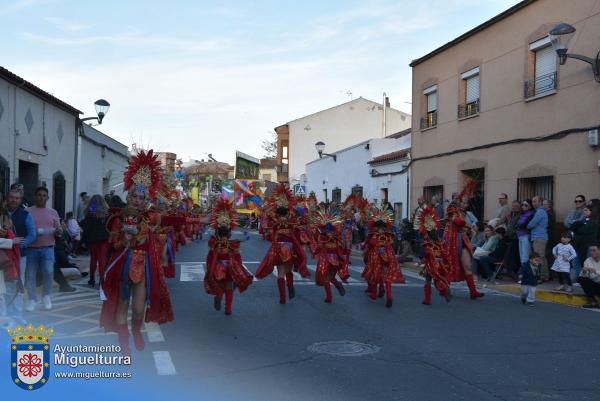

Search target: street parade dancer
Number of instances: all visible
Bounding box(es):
[155,184,181,279]
[255,184,309,304]
[204,198,254,315]
[443,180,485,299]
[312,210,350,303]
[362,206,405,308]
[100,150,174,356]
[418,205,452,305]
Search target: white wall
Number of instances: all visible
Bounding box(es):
[306,135,411,218]
[0,77,78,215]
[288,97,410,182]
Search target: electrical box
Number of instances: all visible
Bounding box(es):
[589,129,599,146]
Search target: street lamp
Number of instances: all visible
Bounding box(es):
[81,99,111,125]
[549,22,600,82]
[314,141,337,162]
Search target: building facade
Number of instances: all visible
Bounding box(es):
[0,67,81,217]
[306,132,411,219]
[275,97,411,185]
[259,158,277,182]
[156,152,177,175]
[78,124,129,197]
[409,0,600,221]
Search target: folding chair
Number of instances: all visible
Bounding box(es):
[489,261,504,282]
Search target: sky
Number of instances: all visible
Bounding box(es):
[1,0,522,164]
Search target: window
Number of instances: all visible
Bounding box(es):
[332,188,341,203]
[517,176,553,202]
[421,85,438,129]
[323,188,328,202]
[282,146,288,159]
[380,188,388,204]
[352,185,363,198]
[423,185,443,204]
[459,68,481,118]
[525,37,558,98]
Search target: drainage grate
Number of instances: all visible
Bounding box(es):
[308,341,380,357]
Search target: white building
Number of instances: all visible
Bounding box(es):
[275,97,411,184]
[0,66,81,217]
[77,124,129,197]
[306,130,411,220]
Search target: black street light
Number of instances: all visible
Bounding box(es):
[549,22,600,83]
[81,99,111,125]
[315,141,337,162]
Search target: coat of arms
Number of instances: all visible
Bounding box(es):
[7,323,53,390]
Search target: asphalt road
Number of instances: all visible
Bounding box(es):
[9,230,600,401]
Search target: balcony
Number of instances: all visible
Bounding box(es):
[276,164,288,183]
[458,100,480,119]
[524,71,557,99]
[420,111,437,130]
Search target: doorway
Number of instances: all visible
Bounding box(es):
[53,171,66,218]
[0,156,9,196]
[461,168,485,221]
[18,160,39,205]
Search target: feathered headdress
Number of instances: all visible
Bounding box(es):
[457,179,477,204]
[366,205,394,228]
[271,184,295,211]
[418,205,440,235]
[124,150,162,200]
[307,192,318,212]
[211,198,237,230]
[312,210,342,234]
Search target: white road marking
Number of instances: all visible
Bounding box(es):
[145,321,165,342]
[153,351,177,376]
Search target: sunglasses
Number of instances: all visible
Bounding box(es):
[575,200,584,203]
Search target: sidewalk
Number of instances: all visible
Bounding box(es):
[350,248,595,307]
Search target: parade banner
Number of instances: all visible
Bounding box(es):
[234,151,259,180]
[234,179,265,212]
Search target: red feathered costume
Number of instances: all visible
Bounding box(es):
[362,208,405,308]
[255,184,308,304]
[312,212,349,303]
[99,150,174,356]
[204,198,253,315]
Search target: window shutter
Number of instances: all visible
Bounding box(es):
[465,75,480,104]
[427,92,437,112]
[535,46,556,79]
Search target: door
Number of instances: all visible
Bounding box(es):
[18,160,39,206]
[0,156,9,196]
[53,171,66,218]
[461,168,485,221]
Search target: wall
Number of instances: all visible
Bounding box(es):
[288,97,410,182]
[410,0,600,220]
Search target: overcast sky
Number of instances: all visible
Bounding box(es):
[2,0,521,164]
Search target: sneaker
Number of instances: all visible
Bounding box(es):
[564,286,573,293]
[525,301,535,307]
[582,302,600,309]
[554,285,565,291]
[25,300,37,312]
[42,296,52,310]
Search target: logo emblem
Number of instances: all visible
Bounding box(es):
[7,323,53,391]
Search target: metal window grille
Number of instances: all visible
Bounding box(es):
[517,176,554,202]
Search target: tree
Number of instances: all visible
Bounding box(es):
[261,131,277,159]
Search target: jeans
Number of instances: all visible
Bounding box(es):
[478,255,501,279]
[518,235,531,263]
[521,285,537,302]
[26,247,55,301]
[577,277,600,301]
[532,239,548,280]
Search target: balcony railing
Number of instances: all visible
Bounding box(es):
[524,71,557,99]
[420,111,437,130]
[276,164,289,174]
[458,99,480,119]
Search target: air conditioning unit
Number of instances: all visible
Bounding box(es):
[589,129,599,147]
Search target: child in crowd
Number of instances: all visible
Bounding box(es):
[65,211,82,255]
[519,251,541,306]
[551,232,578,292]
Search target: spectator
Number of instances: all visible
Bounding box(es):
[10,183,30,208]
[543,199,557,270]
[564,194,586,229]
[516,199,534,270]
[109,195,127,208]
[520,251,542,306]
[527,196,549,281]
[578,244,600,309]
[551,232,577,292]
[0,193,24,319]
[503,200,522,276]
[470,222,486,248]
[477,227,508,280]
[432,195,444,220]
[462,202,478,227]
[76,192,88,222]
[472,225,499,277]
[494,193,510,222]
[6,189,36,313]
[65,211,82,255]
[572,204,599,264]
[81,195,111,288]
[25,186,63,311]
[52,234,79,292]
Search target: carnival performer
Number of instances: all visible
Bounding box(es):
[100,150,174,356]
[155,185,181,279]
[255,184,309,304]
[362,207,405,308]
[204,198,253,315]
[443,180,485,299]
[418,205,452,305]
[312,211,349,303]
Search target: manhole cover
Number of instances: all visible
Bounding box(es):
[308,341,380,357]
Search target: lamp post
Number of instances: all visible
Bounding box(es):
[549,22,600,83]
[314,141,337,162]
[80,99,111,125]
